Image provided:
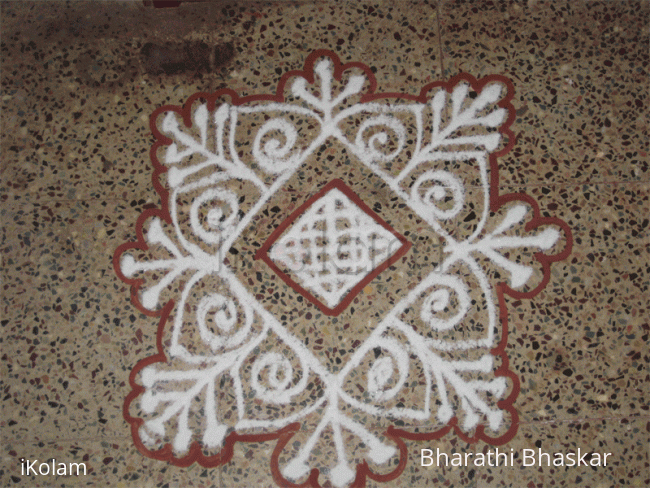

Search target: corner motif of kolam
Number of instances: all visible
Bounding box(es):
[114,49,573,488]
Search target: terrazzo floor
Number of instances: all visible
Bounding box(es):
[1,1,648,487]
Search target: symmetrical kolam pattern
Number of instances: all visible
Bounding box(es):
[114,50,572,487]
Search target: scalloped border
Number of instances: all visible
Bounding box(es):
[113,49,573,487]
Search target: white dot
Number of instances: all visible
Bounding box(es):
[432,186,446,200]
[206,208,223,228]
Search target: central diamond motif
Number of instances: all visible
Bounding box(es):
[256,179,411,316]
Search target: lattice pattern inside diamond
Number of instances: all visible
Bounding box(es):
[269,188,402,308]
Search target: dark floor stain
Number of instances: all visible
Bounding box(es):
[141,41,234,75]
[214,42,235,69]
[141,41,209,75]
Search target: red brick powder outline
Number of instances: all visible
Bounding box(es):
[113,49,573,487]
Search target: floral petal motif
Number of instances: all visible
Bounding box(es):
[114,49,572,487]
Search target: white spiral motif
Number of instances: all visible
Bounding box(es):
[411,170,464,220]
[252,352,307,404]
[355,115,407,163]
[366,338,409,402]
[420,274,471,331]
[196,293,251,351]
[190,188,239,245]
[253,118,299,173]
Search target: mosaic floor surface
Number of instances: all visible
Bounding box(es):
[1,1,648,487]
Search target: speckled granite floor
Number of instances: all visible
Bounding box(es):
[1,1,648,487]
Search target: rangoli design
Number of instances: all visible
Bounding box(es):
[114,50,572,487]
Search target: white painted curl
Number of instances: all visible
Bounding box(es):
[420,274,471,331]
[189,188,239,245]
[251,351,308,404]
[411,170,464,220]
[355,115,407,163]
[367,338,409,402]
[252,118,300,173]
[196,293,252,351]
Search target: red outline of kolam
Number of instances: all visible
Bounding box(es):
[113,49,573,487]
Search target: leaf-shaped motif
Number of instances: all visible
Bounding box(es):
[427,81,507,152]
